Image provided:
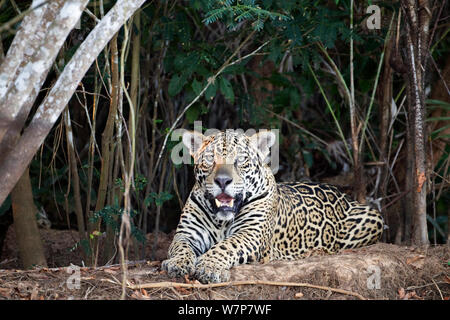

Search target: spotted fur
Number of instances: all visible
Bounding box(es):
[162,130,383,283]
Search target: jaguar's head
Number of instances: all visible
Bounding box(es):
[182,130,276,222]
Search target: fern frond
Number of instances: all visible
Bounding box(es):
[204,7,229,25]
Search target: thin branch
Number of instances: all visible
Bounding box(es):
[317,42,352,110]
[127,280,367,300]
[308,62,353,162]
[431,278,444,300]
[119,19,135,301]
[349,0,356,152]
[359,15,395,151]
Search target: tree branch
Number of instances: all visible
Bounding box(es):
[127,280,367,300]
[0,0,147,206]
[0,0,88,144]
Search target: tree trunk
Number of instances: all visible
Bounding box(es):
[0,0,147,207]
[64,108,87,259]
[11,167,47,269]
[401,0,431,246]
[91,33,120,266]
[0,0,85,145]
[377,28,394,242]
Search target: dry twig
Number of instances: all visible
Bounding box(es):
[127,280,367,300]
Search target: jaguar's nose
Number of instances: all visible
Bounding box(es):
[214,175,232,190]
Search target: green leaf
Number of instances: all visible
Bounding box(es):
[268,43,282,62]
[435,134,450,140]
[426,99,450,109]
[160,192,173,202]
[219,77,234,104]
[426,116,450,122]
[186,104,201,123]
[284,24,303,46]
[155,192,173,206]
[205,80,217,100]
[192,79,202,96]
[145,191,173,207]
[168,74,186,96]
[431,124,450,138]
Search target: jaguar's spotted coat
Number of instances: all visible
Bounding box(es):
[162,130,383,283]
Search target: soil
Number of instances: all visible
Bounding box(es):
[0,227,448,300]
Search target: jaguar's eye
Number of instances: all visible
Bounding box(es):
[235,155,247,165]
[203,154,214,163]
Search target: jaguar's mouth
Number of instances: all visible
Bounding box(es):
[207,192,243,221]
[214,193,235,210]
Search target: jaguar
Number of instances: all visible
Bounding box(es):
[162,130,384,283]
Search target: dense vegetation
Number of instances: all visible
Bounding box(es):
[0,0,448,268]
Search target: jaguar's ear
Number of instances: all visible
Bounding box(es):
[182,130,205,157]
[249,130,276,158]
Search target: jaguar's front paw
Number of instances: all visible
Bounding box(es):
[194,257,230,283]
[161,256,195,279]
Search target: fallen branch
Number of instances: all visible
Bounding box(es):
[128,280,367,300]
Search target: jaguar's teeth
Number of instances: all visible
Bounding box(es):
[214,198,234,208]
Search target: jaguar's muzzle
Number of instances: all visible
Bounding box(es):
[206,192,244,221]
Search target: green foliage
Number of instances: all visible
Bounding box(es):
[3,0,448,252]
[145,191,174,207]
[203,0,290,31]
[426,99,450,140]
[219,76,235,104]
[114,173,148,193]
[162,0,367,129]
[90,205,146,244]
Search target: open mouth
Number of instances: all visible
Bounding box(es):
[214,193,235,210]
[206,192,243,221]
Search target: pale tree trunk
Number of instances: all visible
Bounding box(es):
[0,0,147,207]
[0,0,86,146]
[11,167,47,269]
[0,0,78,270]
[0,0,68,163]
[401,0,431,246]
